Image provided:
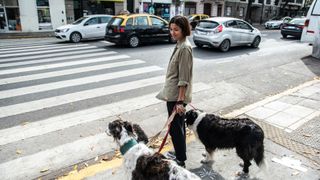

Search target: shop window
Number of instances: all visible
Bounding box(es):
[4,0,18,6]
[226,7,232,16]
[239,7,244,17]
[37,0,52,30]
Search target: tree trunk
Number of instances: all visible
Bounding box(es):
[245,0,253,23]
[279,0,289,17]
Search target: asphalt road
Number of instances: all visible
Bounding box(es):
[0,30,318,179]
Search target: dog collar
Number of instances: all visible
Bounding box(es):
[120,139,138,155]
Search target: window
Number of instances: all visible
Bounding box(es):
[239,7,244,17]
[85,17,98,25]
[312,0,320,15]
[135,16,148,26]
[236,20,252,30]
[151,17,165,26]
[266,0,271,4]
[37,0,51,30]
[126,18,133,26]
[100,16,111,24]
[225,20,237,28]
[226,7,232,16]
[194,16,200,21]
[4,0,18,6]
[198,21,219,28]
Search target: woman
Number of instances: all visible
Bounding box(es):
[156,15,193,168]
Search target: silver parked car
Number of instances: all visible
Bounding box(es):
[193,17,261,52]
[264,16,292,29]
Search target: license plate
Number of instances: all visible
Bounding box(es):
[199,31,207,35]
[108,29,112,33]
[287,26,295,29]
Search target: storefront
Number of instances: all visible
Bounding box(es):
[142,2,170,20]
[0,0,21,32]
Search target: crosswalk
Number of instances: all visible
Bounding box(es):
[0,42,211,179]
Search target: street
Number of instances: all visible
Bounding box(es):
[0,30,319,179]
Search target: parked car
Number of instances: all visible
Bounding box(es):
[301,0,320,44]
[281,18,306,39]
[55,14,112,43]
[193,17,261,52]
[187,14,209,29]
[105,13,175,48]
[264,16,292,29]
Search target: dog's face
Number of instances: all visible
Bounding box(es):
[185,109,199,128]
[106,119,134,141]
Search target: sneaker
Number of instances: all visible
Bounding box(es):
[165,151,176,160]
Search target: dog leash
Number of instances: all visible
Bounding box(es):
[149,103,201,153]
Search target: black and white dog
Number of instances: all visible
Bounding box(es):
[106,119,200,180]
[185,109,265,174]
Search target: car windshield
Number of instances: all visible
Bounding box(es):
[289,19,305,25]
[109,17,124,26]
[72,17,88,25]
[198,21,219,29]
[187,15,193,20]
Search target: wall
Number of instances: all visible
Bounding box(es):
[49,0,67,29]
[18,0,38,32]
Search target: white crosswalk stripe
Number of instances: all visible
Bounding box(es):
[0,41,211,180]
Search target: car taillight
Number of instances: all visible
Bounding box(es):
[215,25,223,33]
[113,26,125,33]
[304,19,309,27]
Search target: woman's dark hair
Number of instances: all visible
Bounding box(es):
[169,15,191,37]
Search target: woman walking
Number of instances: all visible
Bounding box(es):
[156,15,193,168]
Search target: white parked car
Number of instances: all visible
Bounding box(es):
[301,0,320,44]
[55,14,112,43]
[264,16,292,29]
[193,17,261,52]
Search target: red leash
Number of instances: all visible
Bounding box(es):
[157,103,198,153]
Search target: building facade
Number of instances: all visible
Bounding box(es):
[0,0,307,33]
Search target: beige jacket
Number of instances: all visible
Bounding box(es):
[156,38,193,103]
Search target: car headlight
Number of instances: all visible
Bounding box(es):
[61,28,69,33]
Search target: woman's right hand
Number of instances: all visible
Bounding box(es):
[175,104,186,115]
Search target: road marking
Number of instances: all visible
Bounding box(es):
[0,53,126,75]
[0,58,142,85]
[1,66,163,99]
[0,51,116,68]
[0,75,164,119]
[0,49,107,63]
[0,82,210,146]
[0,45,96,58]
[0,44,79,52]
[0,44,90,54]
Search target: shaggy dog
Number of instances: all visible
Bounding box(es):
[185,109,265,174]
[106,119,201,180]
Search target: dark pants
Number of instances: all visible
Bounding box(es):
[166,101,186,162]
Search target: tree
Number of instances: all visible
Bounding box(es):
[245,0,253,23]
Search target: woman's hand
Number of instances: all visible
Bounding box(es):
[175,104,186,116]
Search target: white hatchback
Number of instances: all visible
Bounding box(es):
[193,17,261,52]
[55,14,112,43]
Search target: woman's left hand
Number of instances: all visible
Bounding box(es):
[175,104,186,115]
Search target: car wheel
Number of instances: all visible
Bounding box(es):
[282,34,287,38]
[219,39,230,52]
[70,32,81,43]
[128,35,139,48]
[251,36,261,48]
[195,43,203,48]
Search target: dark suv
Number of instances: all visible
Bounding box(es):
[105,13,175,47]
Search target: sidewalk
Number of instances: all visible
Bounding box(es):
[60,79,320,180]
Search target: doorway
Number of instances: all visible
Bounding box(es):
[204,3,211,16]
[0,7,7,31]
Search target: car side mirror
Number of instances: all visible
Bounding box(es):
[84,23,89,26]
